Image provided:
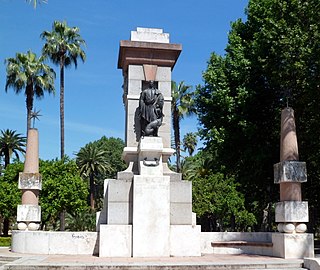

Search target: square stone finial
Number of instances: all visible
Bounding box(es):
[131,27,170,43]
[274,161,307,184]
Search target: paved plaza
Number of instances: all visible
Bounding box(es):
[1,247,318,270]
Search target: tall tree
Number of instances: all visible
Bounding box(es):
[5,51,55,132]
[183,132,198,156]
[171,81,195,172]
[0,129,26,168]
[195,0,320,230]
[77,136,126,210]
[76,143,111,210]
[41,21,86,159]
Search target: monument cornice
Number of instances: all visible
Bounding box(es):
[118,40,182,71]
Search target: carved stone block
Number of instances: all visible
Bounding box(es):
[274,161,307,184]
[138,137,164,176]
[18,172,42,190]
[275,201,308,223]
[17,205,41,222]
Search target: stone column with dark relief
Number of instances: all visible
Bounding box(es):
[17,128,42,231]
[274,107,308,233]
[272,107,314,259]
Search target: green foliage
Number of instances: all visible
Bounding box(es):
[182,132,198,157]
[195,0,320,231]
[65,210,96,231]
[76,136,126,210]
[0,162,23,220]
[94,136,127,179]
[192,172,256,232]
[0,160,89,232]
[40,158,88,229]
[0,237,11,247]
[171,81,195,172]
[76,142,112,178]
[0,129,26,168]
[41,21,86,68]
[5,51,55,131]
[41,20,86,159]
[76,142,112,209]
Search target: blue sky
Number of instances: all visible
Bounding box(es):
[0,0,248,160]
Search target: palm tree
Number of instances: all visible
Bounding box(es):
[41,20,86,159]
[76,143,111,210]
[183,132,198,156]
[26,0,47,8]
[5,50,55,132]
[171,81,195,172]
[0,129,26,169]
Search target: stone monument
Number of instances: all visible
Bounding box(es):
[272,107,314,258]
[97,27,201,257]
[11,28,315,261]
[17,128,42,231]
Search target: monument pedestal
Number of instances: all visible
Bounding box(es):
[98,136,200,257]
[272,233,314,258]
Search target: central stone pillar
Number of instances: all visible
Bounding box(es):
[98,27,200,258]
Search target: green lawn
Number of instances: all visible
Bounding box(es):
[0,237,11,247]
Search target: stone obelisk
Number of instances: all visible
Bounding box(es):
[272,107,314,258]
[17,128,42,231]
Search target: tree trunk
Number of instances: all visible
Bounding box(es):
[60,58,65,159]
[4,149,10,169]
[3,218,9,236]
[59,210,65,231]
[90,173,95,210]
[172,109,181,172]
[59,58,66,230]
[26,84,34,133]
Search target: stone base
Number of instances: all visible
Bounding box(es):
[170,225,201,256]
[272,233,314,258]
[11,231,98,255]
[99,225,132,257]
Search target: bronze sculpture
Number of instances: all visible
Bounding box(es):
[139,81,164,137]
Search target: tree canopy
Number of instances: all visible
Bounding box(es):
[171,81,195,172]
[195,0,320,231]
[0,129,26,169]
[39,158,88,230]
[76,136,126,210]
[5,51,55,131]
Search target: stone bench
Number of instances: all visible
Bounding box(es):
[211,241,273,248]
